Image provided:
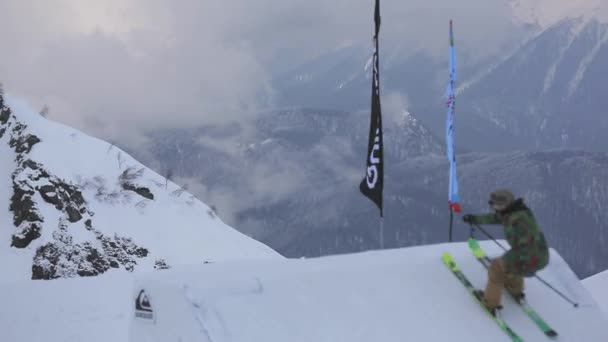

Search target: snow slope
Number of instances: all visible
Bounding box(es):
[1,241,602,342]
[0,273,134,342]
[0,95,280,282]
[583,270,608,315]
[129,240,605,342]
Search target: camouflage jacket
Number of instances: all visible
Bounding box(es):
[471,199,549,276]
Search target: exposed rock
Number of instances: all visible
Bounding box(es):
[81,247,110,277]
[36,179,87,223]
[31,229,150,279]
[32,238,109,280]
[65,206,82,222]
[2,95,155,280]
[11,122,26,134]
[31,244,59,279]
[0,107,10,124]
[31,241,113,280]
[57,182,85,206]
[154,259,170,270]
[38,185,62,209]
[10,184,43,227]
[23,159,40,170]
[9,132,41,154]
[99,234,149,272]
[122,182,154,200]
[23,160,50,180]
[11,223,42,248]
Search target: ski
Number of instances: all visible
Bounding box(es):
[442,252,524,342]
[467,238,558,338]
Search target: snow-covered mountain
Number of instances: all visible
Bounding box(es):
[270,4,608,154]
[0,94,280,281]
[128,107,443,235]
[115,1,608,281]
[252,149,608,280]
[459,17,608,152]
[129,105,608,279]
[508,0,608,28]
[1,241,606,341]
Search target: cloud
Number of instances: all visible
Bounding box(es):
[509,0,608,28]
[0,0,526,142]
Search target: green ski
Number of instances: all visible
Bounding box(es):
[442,252,524,342]
[468,238,558,338]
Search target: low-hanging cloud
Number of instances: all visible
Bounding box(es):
[0,0,534,142]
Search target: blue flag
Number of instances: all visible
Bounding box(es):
[446,20,461,213]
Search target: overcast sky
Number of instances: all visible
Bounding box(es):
[2,0,605,229]
[0,0,598,142]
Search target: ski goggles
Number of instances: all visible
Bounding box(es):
[488,200,506,211]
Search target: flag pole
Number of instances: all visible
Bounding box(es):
[446,20,461,242]
[380,216,384,249]
[449,209,453,242]
[359,0,384,236]
[359,0,384,252]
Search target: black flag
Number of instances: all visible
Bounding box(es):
[359,0,384,217]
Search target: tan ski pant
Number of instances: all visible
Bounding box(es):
[484,258,524,309]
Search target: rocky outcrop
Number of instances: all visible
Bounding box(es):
[0,105,10,125]
[10,134,40,154]
[31,225,149,280]
[119,167,155,200]
[0,93,150,280]
[121,182,154,200]
[154,259,170,270]
[37,177,87,223]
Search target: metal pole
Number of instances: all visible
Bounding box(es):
[380,217,384,249]
[449,210,454,242]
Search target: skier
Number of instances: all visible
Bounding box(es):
[462,189,549,314]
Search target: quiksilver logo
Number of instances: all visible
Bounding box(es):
[366,128,381,188]
[135,289,154,320]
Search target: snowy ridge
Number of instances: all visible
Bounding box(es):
[0,94,280,281]
[567,23,608,97]
[542,17,589,94]
[455,30,538,96]
[508,0,608,28]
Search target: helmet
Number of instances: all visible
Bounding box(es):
[489,189,515,211]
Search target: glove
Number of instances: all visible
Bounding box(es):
[462,214,475,224]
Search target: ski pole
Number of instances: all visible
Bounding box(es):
[533,272,579,308]
[470,223,579,308]
[469,223,507,251]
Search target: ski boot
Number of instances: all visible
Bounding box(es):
[473,290,503,316]
[506,288,526,304]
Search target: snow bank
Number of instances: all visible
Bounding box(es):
[583,269,608,316]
